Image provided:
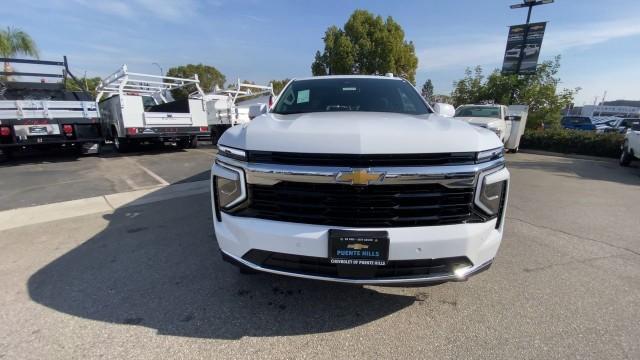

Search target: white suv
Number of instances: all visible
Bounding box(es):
[211,75,509,285]
[620,119,640,166]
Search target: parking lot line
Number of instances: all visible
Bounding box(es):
[126,158,170,186]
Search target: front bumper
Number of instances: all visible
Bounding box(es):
[214,213,504,285]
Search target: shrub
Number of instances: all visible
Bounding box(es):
[520,129,625,158]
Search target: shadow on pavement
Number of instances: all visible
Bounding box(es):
[27,184,414,339]
[0,142,216,168]
[507,155,640,185]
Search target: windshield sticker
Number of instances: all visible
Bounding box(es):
[297,89,310,104]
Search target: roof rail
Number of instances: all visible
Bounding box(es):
[96,64,204,102]
[0,56,89,95]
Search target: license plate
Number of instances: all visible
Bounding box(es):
[29,126,48,134]
[328,230,389,266]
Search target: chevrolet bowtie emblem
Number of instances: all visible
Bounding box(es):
[347,243,369,250]
[336,169,385,186]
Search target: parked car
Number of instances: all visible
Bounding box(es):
[604,117,640,134]
[620,119,640,166]
[211,75,510,285]
[560,116,611,132]
[0,57,102,158]
[96,65,208,152]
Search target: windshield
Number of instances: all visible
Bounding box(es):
[272,78,430,115]
[455,106,501,118]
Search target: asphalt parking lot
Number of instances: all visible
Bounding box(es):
[0,149,639,359]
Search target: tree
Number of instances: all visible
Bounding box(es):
[0,26,39,78]
[65,76,101,97]
[421,79,434,103]
[451,56,579,128]
[165,64,225,100]
[269,78,290,95]
[311,10,419,83]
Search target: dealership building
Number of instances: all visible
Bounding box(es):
[578,101,640,117]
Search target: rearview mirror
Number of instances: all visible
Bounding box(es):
[248,104,267,120]
[432,103,455,117]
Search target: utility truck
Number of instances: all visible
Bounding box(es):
[204,80,274,144]
[96,65,208,152]
[0,57,102,158]
[454,103,528,152]
[212,75,510,285]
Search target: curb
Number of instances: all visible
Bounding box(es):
[0,180,210,232]
[517,149,618,163]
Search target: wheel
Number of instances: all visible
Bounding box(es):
[0,148,13,163]
[210,127,222,145]
[620,141,632,166]
[177,136,196,149]
[113,136,130,153]
[509,146,519,154]
[189,136,198,148]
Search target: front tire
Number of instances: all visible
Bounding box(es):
[620,141,633,166]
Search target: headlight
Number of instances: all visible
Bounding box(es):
[218,144,247,161]
[476,147,504,163]
[475,166,509,216]
[212,162,246,209]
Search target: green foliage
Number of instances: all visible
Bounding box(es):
[521,129,625,158]
[0,26,39,80]
[65,76,101,97]
[165,64,225,100]
[269,79,290,95]
[311,10,419,83]
[421,79,434,103]
[0,26,39,59]
[451,56,579,129]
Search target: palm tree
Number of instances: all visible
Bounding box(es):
[0,26,40,79]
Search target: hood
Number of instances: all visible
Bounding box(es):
[219,111,502,154]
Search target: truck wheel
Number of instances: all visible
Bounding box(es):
[210,127,222,145]
[113,136,130,153]
[620,142,632,166]
[177,137,194,149]
[189,136,198,148]
[0,149,13,163]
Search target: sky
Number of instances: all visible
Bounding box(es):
[2,0,640,105]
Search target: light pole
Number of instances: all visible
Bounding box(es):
[508,0,554,103]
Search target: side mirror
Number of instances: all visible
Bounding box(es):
[248,104,267,120]
[433,103,455,117]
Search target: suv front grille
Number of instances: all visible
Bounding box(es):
[245,150,477,167]
[226,181,485,227]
